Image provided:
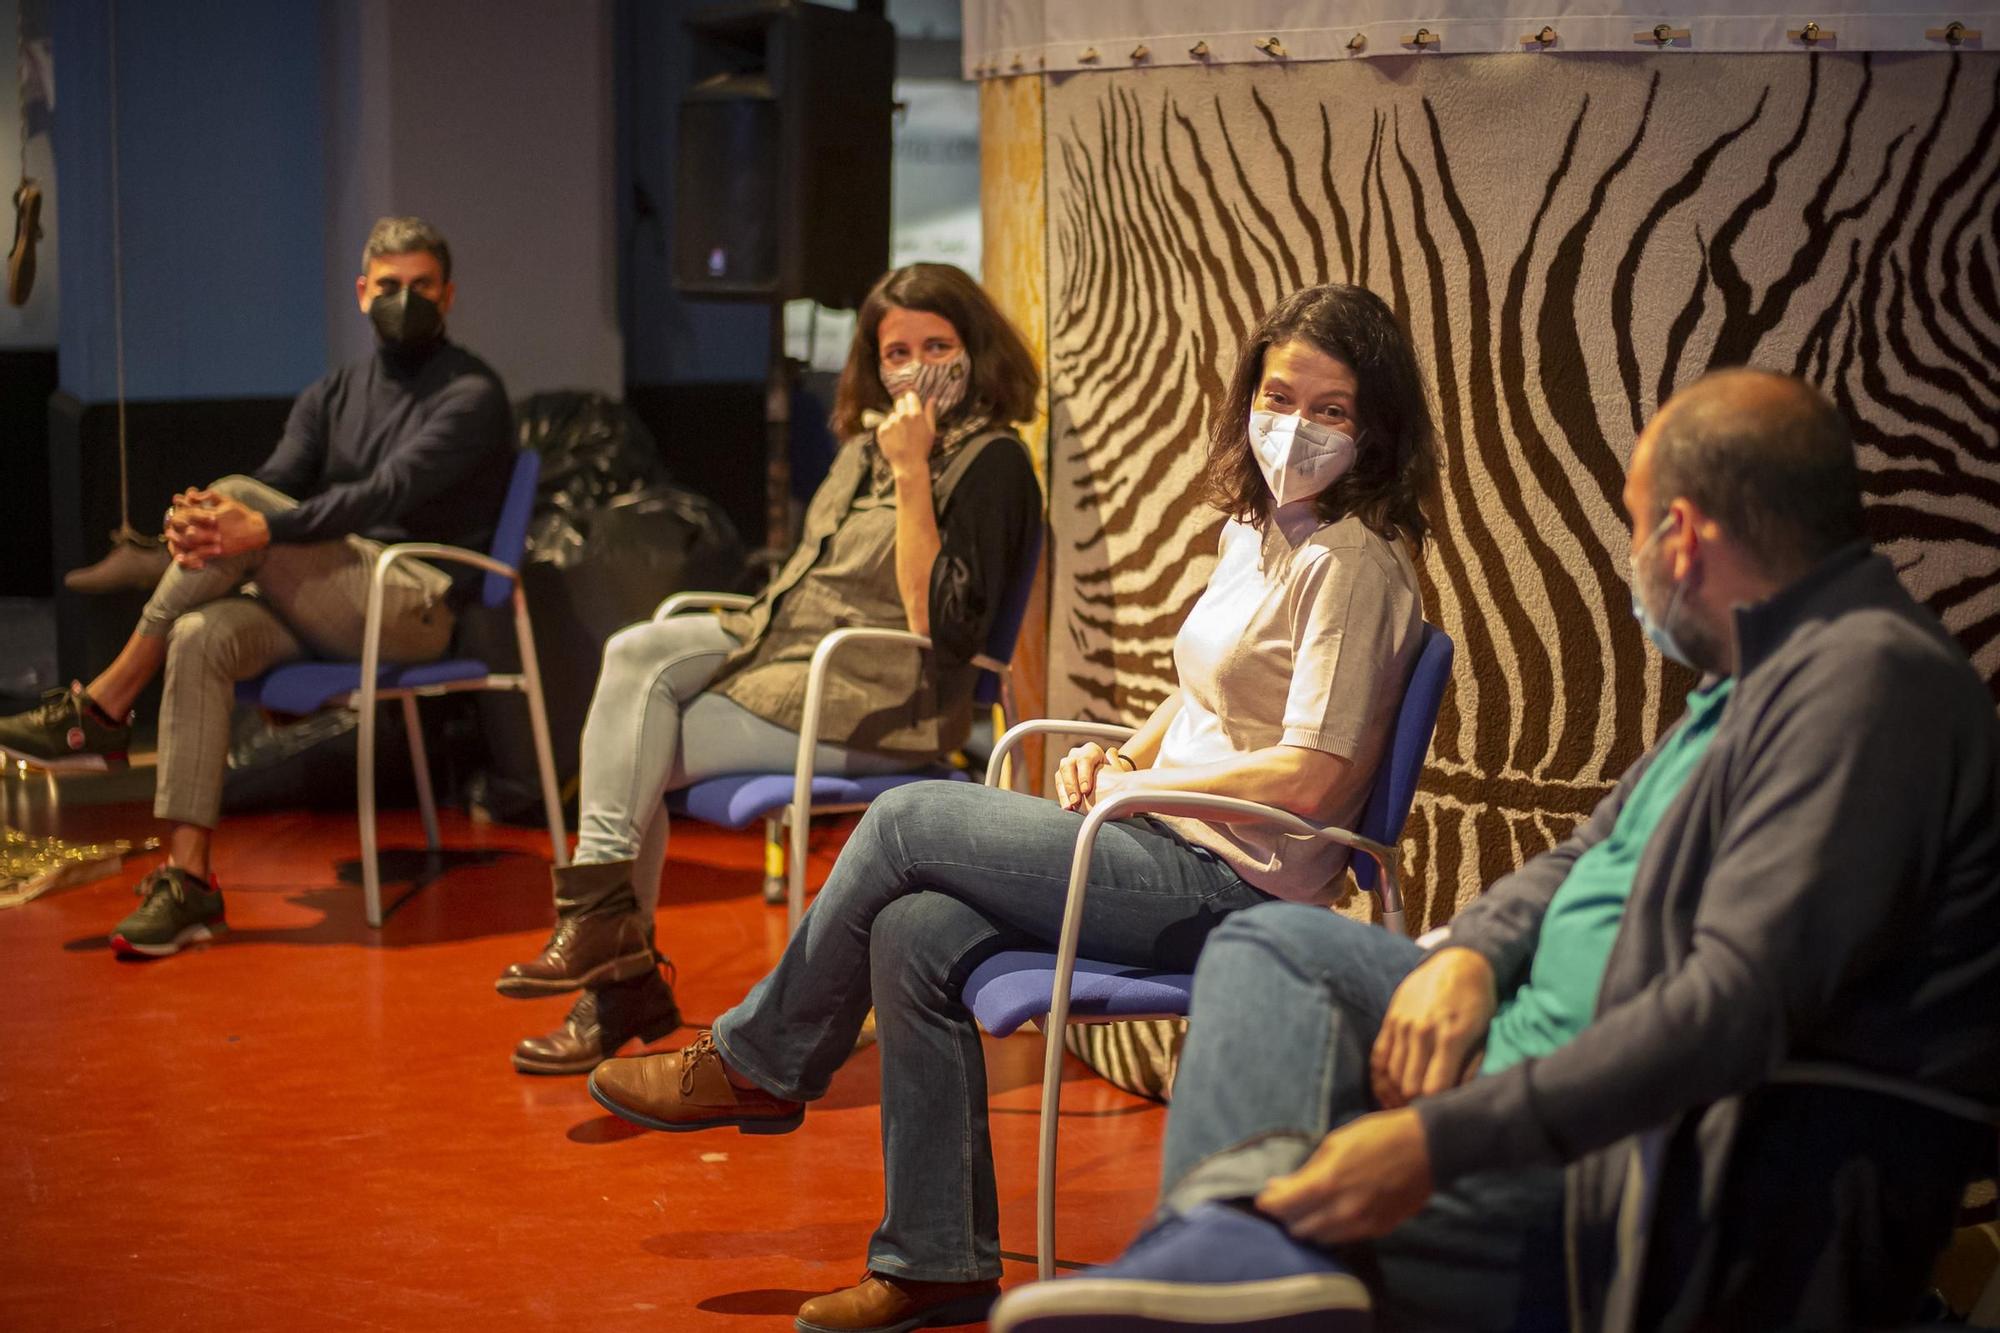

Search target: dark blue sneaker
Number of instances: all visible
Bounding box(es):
[990,1203,1371,1332]
[110,866,226,958]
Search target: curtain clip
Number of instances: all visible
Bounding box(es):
[1636,24,1690,46]
[1925,21,1981,45]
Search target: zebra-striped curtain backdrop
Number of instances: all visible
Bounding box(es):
[1035,51,2000,926]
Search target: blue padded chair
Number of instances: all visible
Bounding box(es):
[964,622,1455,1278]
[235,450,568,928]
[663,520,1045,935]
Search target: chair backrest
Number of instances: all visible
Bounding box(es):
[971,520,1046,707]
[481,449,543,609]
[1351,622,1455,892]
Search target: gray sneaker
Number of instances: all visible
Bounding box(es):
[0,683,131,772]
[110,867,226,958]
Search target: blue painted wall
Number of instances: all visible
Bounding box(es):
[52,0,326,402]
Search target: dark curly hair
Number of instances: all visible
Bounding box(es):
[831,263,1041,439]
[1203,284,1439,551]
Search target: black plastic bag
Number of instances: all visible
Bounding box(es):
[465,393,748,823]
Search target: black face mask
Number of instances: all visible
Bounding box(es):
[368,287,444,349]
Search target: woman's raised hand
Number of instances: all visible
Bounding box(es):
[875,389,938,482]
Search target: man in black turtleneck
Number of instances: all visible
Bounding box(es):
[0,215,514,958]
[251,224,511,598]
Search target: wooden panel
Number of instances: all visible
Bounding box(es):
[980,74,1053,790]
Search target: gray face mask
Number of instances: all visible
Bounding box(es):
[368,287,444,350]
[881,351,970,419]
[1630,515,1697,668]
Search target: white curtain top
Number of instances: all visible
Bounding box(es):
[962,2,1996,75]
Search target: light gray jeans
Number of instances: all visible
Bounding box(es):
[573,615,914,916]
[141,475,453,829]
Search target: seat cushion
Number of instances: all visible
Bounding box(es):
[670,766,968,830]
[236,659,495,715]
[964,950,1196,1038]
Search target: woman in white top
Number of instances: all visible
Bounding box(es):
[586,284,1440,1333]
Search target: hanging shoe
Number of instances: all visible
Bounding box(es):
[8,179,42,307]
[511,965,684,1075]
[63,536,171,595]
[0,682,132,772]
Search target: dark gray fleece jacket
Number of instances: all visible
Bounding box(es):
[1416,543,2000,1325]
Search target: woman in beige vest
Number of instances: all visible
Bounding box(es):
[585,284,1445,1333]
[495,264,1043,1076]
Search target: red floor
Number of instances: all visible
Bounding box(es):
[0,778,1165,1331]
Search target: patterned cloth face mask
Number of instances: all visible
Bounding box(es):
[1248,409,1358,506]
[881,352,971,421]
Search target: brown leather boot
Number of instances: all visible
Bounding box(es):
[495,859,653,998]
[794,1272,1000,1332]
[587,1031,804,1134]
[511,966,683,1075]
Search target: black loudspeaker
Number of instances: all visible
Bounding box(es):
[672,0,895,310]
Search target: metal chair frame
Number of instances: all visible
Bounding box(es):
[238,451,568,929]
[979,717,1413,1281]
[656,592,1016,935]
[338,542,568,927]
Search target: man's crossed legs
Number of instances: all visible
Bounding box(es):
[0,475,452,955]
[994,904,1567,1333]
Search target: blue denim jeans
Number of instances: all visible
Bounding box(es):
[710,780,1270,1282]
[1157,903,1568,1333]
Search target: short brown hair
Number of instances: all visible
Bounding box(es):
[1203,284,1438,551]
[831,264,1041,439]
[362,216,452,283]
[1651,369,1863,579]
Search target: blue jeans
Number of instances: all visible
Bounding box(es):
[710,781,1270,1282]
[1157,903,1568,1333]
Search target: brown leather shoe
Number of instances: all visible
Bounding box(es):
[511,966,683,1075]
[795,1272,999,1332]
[587,1031,803,1134]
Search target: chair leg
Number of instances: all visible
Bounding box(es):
[1036,1014,1066,1281]
[762,814,785,904]
[1377,861,1409,938]
[787,801,807,937]
[357,698,383,930]
[400,695,441,852]
[513,589,569,868]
